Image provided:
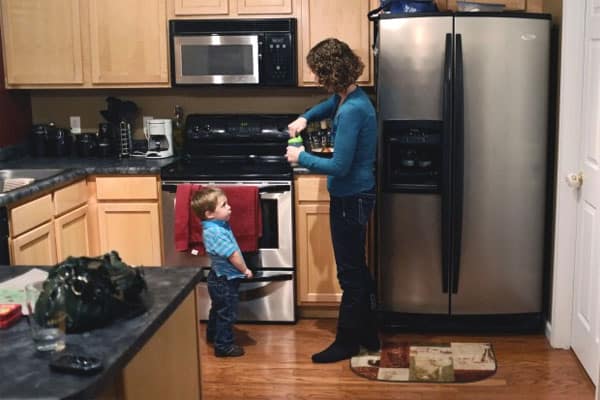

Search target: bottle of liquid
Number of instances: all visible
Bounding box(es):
[319,120,333,154]
[172,105,184,155]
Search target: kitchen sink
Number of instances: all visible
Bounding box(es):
[0,169,66,194]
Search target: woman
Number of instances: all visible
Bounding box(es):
[286,38,378,363]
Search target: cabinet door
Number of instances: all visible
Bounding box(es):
[174,0,229,15]
[0,0,84,86]
[55,205,91,262]
[10,222,57,266]
[447,0,527,10]
[236,0,292,14]
[97,202,162,266]
[296,203,341,304]
[299,0,373,86]
[88,0,169,84]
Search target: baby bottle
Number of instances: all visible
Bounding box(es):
[287,136,304,167]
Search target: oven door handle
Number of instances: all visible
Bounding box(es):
[241,273,293,283]
[198,271,293,283]
[259,192,286,200]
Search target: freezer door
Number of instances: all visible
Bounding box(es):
[379,193,448,313]
[377,15,452,314]
[451,16,550,314]
[377,15,454,120]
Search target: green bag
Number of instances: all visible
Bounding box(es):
[34,251,148,333]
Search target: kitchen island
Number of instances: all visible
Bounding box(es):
[0,265,202,399]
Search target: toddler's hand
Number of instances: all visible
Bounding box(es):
[244,269,253,279]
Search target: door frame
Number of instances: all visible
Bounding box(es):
[548,1,585,350]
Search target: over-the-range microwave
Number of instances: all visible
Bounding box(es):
[169,18,297,86]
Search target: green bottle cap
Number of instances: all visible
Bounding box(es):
[288,137,303,145]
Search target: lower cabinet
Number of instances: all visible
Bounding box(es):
[9,180,90,266]
[96,202,161,266]
[11,221,57,266]
[54,205,91,261]
[294,175,341,305]
[93,176,162,267]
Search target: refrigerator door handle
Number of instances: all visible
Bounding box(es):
[441,32,453,294]
[452,33,465,294]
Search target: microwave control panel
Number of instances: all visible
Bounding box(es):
[260,33,296,85]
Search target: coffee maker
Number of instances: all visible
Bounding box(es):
[145,119,174,158]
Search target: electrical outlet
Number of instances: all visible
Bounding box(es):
[69,116,81,134]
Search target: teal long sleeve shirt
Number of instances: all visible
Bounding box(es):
[298,87,377,197]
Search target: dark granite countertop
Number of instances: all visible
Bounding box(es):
[0,157,177,206]
[0,266,202,400]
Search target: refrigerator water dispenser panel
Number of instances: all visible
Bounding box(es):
[382,120,442,193]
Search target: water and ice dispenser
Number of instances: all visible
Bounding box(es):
[380,120,443,192]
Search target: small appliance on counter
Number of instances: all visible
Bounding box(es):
[144,119,174,159]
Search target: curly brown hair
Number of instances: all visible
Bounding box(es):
[306,38,364,93]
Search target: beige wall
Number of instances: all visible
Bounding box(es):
[31,87,335,139]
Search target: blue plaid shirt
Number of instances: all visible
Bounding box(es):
[201,219,245,280]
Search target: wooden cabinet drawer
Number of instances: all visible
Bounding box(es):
[295,175,329,202]
[54,180,88,216]
[96,176,158,200]
[9,194,54,237]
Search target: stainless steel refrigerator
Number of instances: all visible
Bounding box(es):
[376,12,551,331]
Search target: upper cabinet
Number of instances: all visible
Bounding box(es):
[171,0,293,17]
[0,0,169,88]
[1,0,84,86]
[445,0,542,11]
[299,0,377,86]
[88,0,168,85]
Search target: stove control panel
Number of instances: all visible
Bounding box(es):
[185,114,297,141]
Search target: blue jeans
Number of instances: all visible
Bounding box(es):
[329,189,377,341]
[207,270,241,353]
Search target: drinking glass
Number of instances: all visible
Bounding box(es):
[25,281,66,352]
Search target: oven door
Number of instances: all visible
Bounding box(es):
[173,35,259,84]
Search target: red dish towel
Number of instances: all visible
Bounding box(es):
[173,184,262,254]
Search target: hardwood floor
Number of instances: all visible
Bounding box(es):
[199,319,595,400]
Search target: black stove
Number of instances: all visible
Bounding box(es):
[161,114,297,181]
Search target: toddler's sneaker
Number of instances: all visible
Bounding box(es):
[215,344,245,357]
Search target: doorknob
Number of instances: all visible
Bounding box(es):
[566,172,583,188]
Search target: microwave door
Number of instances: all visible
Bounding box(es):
[174,35,259,84]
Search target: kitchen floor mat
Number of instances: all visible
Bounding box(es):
[350,341,496,383]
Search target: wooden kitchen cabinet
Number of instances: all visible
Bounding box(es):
[54,205,91,261]
[294,175,341,305]
[171,0,293,16]
[0,0,169,88]
[446,0,542,11]
[10,222,57,266]
[299,0,377,86]
[8,180,90,265]
[94,176,162,267]
[0,0,84,86]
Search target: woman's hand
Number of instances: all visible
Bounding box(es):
[287,117,307,137]
[286,145,305,164]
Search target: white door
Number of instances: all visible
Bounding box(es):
[570,0,600,385]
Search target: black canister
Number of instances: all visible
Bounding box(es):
[76,133,97,157]
[46,127,72,157]
[30,124,48,157]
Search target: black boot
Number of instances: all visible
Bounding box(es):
[312,291,361,363]
[311,328,360,363]
[359,292,380,351]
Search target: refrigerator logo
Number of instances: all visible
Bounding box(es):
[521,33,537,41]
